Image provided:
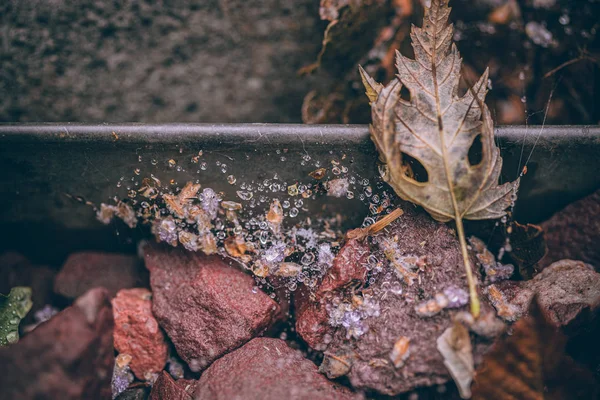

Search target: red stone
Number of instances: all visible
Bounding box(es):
[112,288,168,380]
[54,251,148,299]
[317,239,369,295]
[195,338,363,400]
[144,244,280,370]
[490,259,600,333]
[0,288,114,399]
[540,190,600,270]
[295,239,370,349]
[149,371,195,400]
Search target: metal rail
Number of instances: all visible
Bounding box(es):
[0,123,598,262]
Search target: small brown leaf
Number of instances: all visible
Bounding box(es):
[472,298,599,400]
[437,321,474,399]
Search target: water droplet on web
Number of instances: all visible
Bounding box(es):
[151,159,158,166]
[521,96,527,103]
[346,191,354,199]
[236,190,252,200]
[282,200,290,208]
[252,286,259,294]
[221,165,228,173]
[259,230,268,244]
[134,168,141,175]
[227,175,237,185]
[301,252,315,266]
[294,199,303,208]
[332,166,341,175]
[559,14,570,25]
[289,208,299,217]
[200,162,208,170]
[168,159,176,168]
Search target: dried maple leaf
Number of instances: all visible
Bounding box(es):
[359,0,519,316]
[472,298,599,399]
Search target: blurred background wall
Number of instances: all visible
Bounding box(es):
[1,0,598,124]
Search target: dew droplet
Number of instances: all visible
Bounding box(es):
[168,159,177,168]
[200,162,208,170]
[227,175,237,185]
[151,159,158,166]
[301,252,315,266]
[559,14,570,26]
[289,208,299,217]
[236,191,253,200]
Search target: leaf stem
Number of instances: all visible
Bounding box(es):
[454,216,480,318]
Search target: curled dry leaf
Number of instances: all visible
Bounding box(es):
[436,321,474,399]
[472,298,599,400]
[360,0,520,316]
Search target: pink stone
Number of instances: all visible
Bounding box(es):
[112,288,168,380]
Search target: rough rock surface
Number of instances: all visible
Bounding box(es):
[0,252,56,324]
[112,288,168,380]
[303,204,497,396]
[488,259,600,333]
[54,251,148,299]
[150,371,196,400]
[540,190,600,270]
[0,288,114,399]
[295,239,370,349]
[195,337,363,400]
[116,387,151,400]
[144,244,280,370]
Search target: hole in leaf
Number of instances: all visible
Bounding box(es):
[401,152,428,183]
[468,134,483,166]
[400,85,411,102]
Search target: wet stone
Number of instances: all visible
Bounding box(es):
[149,371,195,400]
[143,243,280,371]
[54,252,149,299]
[295,238,370,349]
[487,259,600,333]
[540,189,600,271]
[112,288,168,380]
[0,288,114,399]
[194,338,363,400]
[307,204,497,396]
